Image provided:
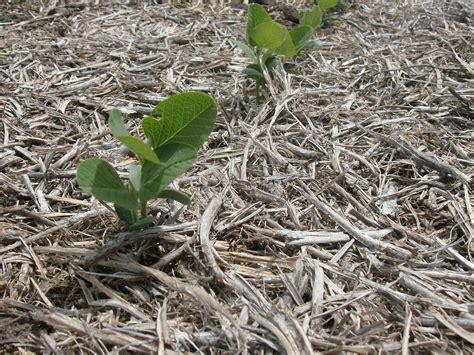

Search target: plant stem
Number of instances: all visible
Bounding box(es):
[140,203,147,220]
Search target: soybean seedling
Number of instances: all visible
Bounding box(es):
[76,92,217,230]
[234,1,337,101]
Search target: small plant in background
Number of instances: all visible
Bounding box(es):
[304,0,340,28]
[76,92,217,230]
[320,0,349,24]
[234,1,337,101]
[333,0,348,13]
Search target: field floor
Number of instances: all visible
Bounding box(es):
[1,0,473,353]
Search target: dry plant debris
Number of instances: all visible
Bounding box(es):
[1,0,473,353]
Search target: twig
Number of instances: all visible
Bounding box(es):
[84,222,197,266]
[199,197,226,280]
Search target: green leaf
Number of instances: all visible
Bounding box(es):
[250,21,288,52]
[232,39,257,62]
[319,0,338,10]
[116,136,161,165]
[300,6,322,29]
[115,205,135,225]
[108,108,161,164]
[265,57,280,71]
[109,109,130,138]
[290,25,314,51]
[143,92,217,151]
[275,31,297,59]
[243,64,264,80]
[247,4,272,46]
[243,59,280,81]
[335,0,348,11]
[305,39,324,49]
[129,165,141,192]
[157,189,191,205]
[129,216,154,230]
[140,143,197,204]
[76,159,140,210]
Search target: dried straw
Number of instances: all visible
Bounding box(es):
[1,0,473,353]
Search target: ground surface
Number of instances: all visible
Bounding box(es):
[1,0,473,353]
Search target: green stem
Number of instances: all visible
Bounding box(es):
[140,203,147,220]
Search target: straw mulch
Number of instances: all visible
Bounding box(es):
[1,0,473,353]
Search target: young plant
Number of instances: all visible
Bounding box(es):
[76,92,217,229]
[313,0,346,24]
[335,0,348,12]
[234,2,337,100]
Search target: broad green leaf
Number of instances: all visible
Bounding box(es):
[319,0,338,10]
[108,108,161,164]
[109,108,160,164]
[116,136,161,165]
[250,22,288,52]
[243,64,264,80]
[265,57,280,71]
[140,143,197,203]
[232,39,257,61]
[109,109,130,138]
[157,189,191,205]
[115,205,135,225]
[275,31,297,59]
[247,4,272,46]
[300,6,322,29]
[143,92,217,151]
[129,165,141,192]
[130,216,154,230]
[290,25,314,51]
[76,159,140,210]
